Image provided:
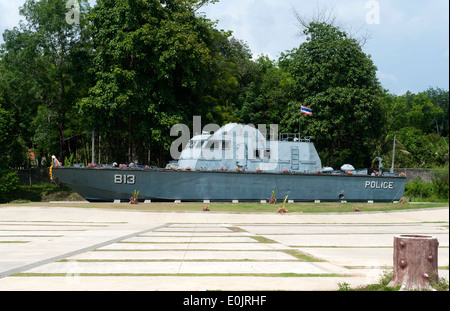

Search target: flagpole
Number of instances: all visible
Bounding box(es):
[299,117,301,140]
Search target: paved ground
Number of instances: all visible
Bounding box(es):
[0,205,448,291]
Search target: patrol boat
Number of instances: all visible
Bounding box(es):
[52,123,406,203]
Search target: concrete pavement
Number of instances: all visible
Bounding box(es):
[0,205,448,291]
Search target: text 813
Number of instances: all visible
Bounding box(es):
[114,175,136,185]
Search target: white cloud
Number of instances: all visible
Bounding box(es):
[373,0,449,40]
[1,0,447,94]
[202,0,301,58]
[0,0,26,41]
[0,1,25,26]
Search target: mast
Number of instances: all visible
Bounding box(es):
[390,134,397,173]
[92,130,95,164]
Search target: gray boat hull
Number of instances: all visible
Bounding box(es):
[53,167,406,203]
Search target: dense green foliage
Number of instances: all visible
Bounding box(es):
[280,22,385,168]
[0,169,20,203]
[0,102,20,202]
[381,90,449,169]
[0,0,448,176]
[405,168,450,202]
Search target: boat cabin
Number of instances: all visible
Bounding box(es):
[176,124,322,173]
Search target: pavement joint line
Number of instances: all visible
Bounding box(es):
[178,224,197,274]
[0,224,169,279]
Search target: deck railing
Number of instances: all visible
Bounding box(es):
[278,133,312,142]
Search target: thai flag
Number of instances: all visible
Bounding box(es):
[301,105,312,116]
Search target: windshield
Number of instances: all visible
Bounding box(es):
[188,140,201,149]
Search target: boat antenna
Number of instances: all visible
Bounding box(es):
[390,134,397,173]
[298,109,302,140]
[299,112,302,140]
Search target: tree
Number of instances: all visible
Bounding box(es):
[203,35,269,125]
[0,104,20,203]
[0,28,44,167]
[201,35,245,125]
[0,104,14,164]
[280,22,385,168]
[390,91,444,134]
[240,56,294,125]
[79,0,221,165]
[0,0,91,163]
[381,89,448,168]
[424,87,449,137]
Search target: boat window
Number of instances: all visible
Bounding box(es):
[204,141,220,151]
[254,150,271,159]
[203,140,229,150]
[222,141,230,150]
[188,140,201,149]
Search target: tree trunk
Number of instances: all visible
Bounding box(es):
[389,235,439,291]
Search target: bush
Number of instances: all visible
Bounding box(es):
[431,167,449,200]
[0,169,20,203]
[405,178,433,199]
[405,168,449,202]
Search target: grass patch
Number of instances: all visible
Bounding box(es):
[0,241,30,243]
[116,241,253,244]
[250,236,278,244]
[226,227,248,232]
[338,270,449,291]
[9,183,85,203]
[58,259,299,263]
[338,270,400,291]
[282,249,323,262]
[3,181,448,213]
[3,201,448,214]
[4,180,447,213]
[14,273,347,278]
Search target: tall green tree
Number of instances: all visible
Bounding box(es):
[389,91,444,134]
[0,0,90,163]
[0,104,14,165]
[280,22,385,168]
[0,27,44,166]
[382,89,448,168]
[202,35,262,125]
[79,0,221,165]
[424,87,449,137]
[0,104,20,203]
[240,55,293,125]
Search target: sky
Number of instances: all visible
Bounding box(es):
[0,0,448,95]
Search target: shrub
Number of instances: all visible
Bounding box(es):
[0,169,20,203]
[405,168,449,202]
[405,178,433,199]
[431,167,449,200]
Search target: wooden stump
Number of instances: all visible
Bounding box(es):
[389,235,439,291]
